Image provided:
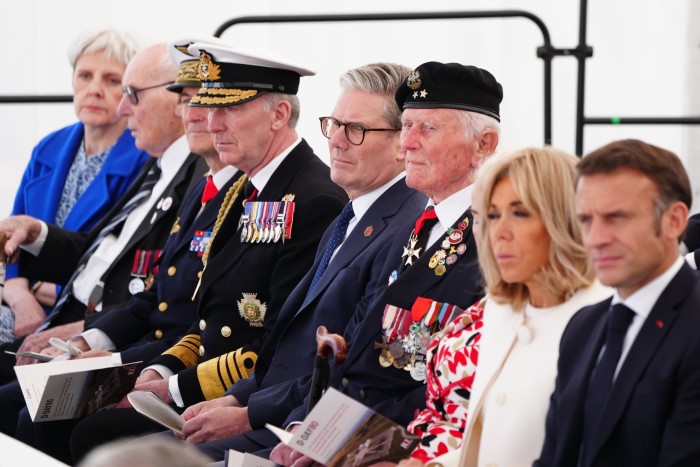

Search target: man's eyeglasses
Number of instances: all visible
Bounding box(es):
[319,116,400,146]
[122,82,173,105]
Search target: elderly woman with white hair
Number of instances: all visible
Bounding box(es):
[1,29,149,344]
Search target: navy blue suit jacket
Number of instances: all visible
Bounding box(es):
[87,171,244,364]
[536,263,700,467]
[284,206,483,428]
[228,179,426,432]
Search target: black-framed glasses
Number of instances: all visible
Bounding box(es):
[122,82,173,104]
[319,116,400,146]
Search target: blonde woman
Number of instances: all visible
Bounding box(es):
[413,147,611,467]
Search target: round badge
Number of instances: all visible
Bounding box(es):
[161,197,173,211]
[221,326,232,338]
[446,254,458,265]
[458,221,469,230]
[456,243,468,255]
[128,278,145,295]
[410,361,427,381]
[389,341,405,358]
[448,230,464,244]
[441,239,451,249]
[379,351,394,368]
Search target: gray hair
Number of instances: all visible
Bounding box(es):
[261,92,301,128]
[67,29,140,69]
[454,109,501,142]
[339,62,411,129]
[76,436,212,467]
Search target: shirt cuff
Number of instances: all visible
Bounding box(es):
[20,221,47,256]
[81,329,116,352]
[168,374,185,408]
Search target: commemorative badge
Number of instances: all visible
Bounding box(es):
[238,293,266,327]
[428,215,470,277]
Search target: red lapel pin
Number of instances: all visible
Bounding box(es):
[656,320,664,329]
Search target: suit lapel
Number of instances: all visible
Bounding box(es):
[300,181,411,309]
[344,208,475,367]
[589,266,693,459]
[106,153,198,277]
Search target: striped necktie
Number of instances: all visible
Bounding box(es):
[37,162,162,331]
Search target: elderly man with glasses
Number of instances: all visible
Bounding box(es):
[0,42,206,387]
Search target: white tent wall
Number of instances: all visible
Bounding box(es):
[0,0,698,215]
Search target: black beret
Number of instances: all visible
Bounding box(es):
[395,62,503,121]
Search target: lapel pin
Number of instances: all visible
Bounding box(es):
[364,226,373,237]
[656,320,664,329]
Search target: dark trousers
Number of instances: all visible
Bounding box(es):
[70,407,175,464]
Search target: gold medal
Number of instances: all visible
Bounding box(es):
[379,351,394,367]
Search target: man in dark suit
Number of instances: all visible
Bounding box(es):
[535,139,700,467]
[6,38,245,463]
[0,43,206,382]
[152,63,426,460]
[271,62,502,465]
[64,41,347,464]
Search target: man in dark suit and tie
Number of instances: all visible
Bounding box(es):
[155,62,427,461]
[535,139,700,467]
[271,62,502,465]
[0,43,206,381]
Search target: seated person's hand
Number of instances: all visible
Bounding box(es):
[179,403,251,445]
[16,321,84,365]
[114,371,168,409]
[4,278,46,338]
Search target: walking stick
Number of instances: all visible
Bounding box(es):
[306,325,347,415]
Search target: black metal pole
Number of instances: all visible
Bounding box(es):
[0,95,72,104]
[575,0,589,156]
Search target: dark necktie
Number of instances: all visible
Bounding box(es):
[582,303,635,459]
[200,175,218,205]
[38,162,163,330]
[401,206,439,269]
[304,202,354,301]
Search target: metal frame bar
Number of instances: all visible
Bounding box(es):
[214,11,557,146]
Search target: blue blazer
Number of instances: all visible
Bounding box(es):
[12,122,149,229]
[536,263,700,467]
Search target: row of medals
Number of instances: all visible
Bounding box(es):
[240,217,285,243]
[379,322,431,382]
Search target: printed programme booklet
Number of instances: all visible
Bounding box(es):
[266,387,419,466]
[15,354,142,422]
[128,390,184,434]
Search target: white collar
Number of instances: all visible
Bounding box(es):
[249,137,302,193]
